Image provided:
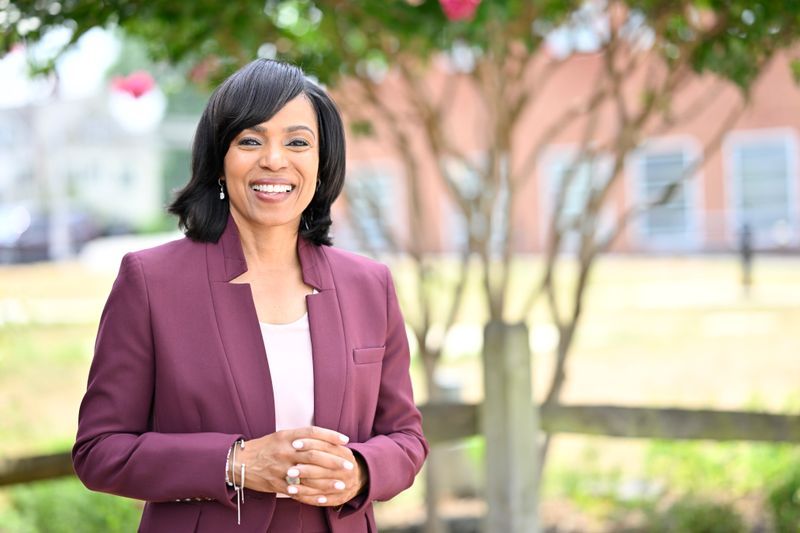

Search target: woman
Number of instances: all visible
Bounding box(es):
[73,59,428,532]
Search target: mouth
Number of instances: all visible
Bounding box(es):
[249,181,297,203]
[250,183,295,194]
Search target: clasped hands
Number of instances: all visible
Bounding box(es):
[231,426,367,507]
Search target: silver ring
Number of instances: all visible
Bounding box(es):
[285,475,301,486]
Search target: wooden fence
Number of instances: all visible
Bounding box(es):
[1,402,799,487]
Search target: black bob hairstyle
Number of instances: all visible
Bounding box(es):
[168,59,346,246]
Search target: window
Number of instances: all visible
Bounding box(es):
[540,148,612,251]
[442,155,508,255]
[630,144,699,249]
[343,166,395,253]
[727,131,798,248]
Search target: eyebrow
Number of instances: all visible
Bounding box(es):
[248,124,316,139]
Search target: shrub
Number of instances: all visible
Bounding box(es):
[648,497,746,533]
[768,464,800,533]
[1,478,142,533]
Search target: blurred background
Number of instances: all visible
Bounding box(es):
[1,1,799,532]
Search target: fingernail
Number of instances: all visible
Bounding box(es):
[287,486,298,495]
[334,480,346,490]
[338,434,349,443]
[343,460,354,470]
[317,496,328,504]
[292,439,304,449]
[287,468,300,477]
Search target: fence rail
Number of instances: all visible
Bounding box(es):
[420,403,800,443]
[2,403,799,487]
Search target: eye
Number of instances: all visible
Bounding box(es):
[238,137,261,146]
[287,138,311,147]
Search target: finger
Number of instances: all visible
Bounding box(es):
[288,476,348,494]
[293,448,356,472]
[289,464,351,485]
[287,426,349,447]
[292,493,332,506]
[289,438,353,466]
[291,491,347,507]
[288,438,355,468]
[283,475,344,496]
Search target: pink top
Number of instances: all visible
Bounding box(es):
[259,313,315,498]
[259,313,315,432]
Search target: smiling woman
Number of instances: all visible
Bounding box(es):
[167,60,346,248]
[71,59,428,533]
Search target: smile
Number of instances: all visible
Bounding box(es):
[250,184,295,193]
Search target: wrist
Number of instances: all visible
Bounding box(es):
[354,452,368,494]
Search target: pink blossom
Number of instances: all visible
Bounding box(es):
[439,0,481,21]
[110,71,155,99]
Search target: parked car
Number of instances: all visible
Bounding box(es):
[0,205,107,264]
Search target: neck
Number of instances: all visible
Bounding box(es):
[232,215,302,274]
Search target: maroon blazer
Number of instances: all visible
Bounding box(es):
[73,217,428,532]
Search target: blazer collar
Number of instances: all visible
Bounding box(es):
[210,214,332,290]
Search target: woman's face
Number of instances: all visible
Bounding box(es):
[222,94,319,235]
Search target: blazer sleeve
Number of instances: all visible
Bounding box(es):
[342,265,429,515]
[72,253,243,508]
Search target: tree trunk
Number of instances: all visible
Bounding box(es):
[423,363,447,533]
[481,321,539,533]
[424,449,447,533]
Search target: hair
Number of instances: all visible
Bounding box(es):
[168,59,346,246]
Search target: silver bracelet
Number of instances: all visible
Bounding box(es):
[230,439,245,525]
[225,444,234,486]
[240,462,246,503]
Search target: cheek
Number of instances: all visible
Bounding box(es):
[303,159,320,192]
[222,148,256,180]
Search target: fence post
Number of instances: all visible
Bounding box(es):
[482,320,539,533]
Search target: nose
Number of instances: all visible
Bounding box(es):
[259,144,288,171]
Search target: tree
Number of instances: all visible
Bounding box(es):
[5,1,800,531]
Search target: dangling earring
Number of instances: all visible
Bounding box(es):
[218,179,225,200]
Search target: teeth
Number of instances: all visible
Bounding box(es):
[251,184,293,193]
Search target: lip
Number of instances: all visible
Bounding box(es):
[249,178,297,203]
[249,178,295,186]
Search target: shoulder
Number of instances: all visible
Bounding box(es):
[120,235,205,278]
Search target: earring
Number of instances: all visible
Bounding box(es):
[218,179,225,200]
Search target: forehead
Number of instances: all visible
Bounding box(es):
[252,94,317,132]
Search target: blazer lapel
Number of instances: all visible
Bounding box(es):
[206,216,348,438]
[207,217,275,438]
[298,239,348,432]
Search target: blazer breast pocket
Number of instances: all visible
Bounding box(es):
[353,346,385,364]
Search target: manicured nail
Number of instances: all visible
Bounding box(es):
[292,439,304,449]
[338,434,349,443]
[287,486,298,495]
[317,496,327,504]
[287,468,300,477]
[334,480,346,490]
[343,460,354,470]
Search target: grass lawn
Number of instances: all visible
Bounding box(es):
[1,253,799,529]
